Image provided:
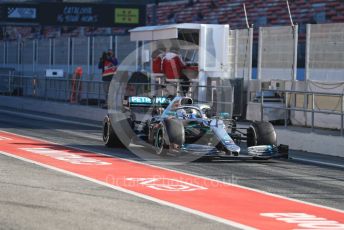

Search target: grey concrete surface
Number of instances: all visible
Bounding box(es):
[0,95,106,122]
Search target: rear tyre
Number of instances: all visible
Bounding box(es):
[103,117,121,147]
[154,128,167,156]
[247,121,277,147]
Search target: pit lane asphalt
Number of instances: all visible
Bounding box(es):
[0,110,343,229]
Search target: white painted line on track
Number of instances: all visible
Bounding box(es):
[54,129,101,140]
[290,156,344,169]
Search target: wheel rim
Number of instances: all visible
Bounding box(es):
[103,122,109,143]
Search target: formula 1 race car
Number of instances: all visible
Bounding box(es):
[103,96,289,160]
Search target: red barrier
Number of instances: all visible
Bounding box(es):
[70,66,83,103]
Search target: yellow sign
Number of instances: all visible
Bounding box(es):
[115,8,139,24]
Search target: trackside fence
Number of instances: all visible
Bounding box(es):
[260,89,344,135]
[0,74,107,107]
[0,35,136,79]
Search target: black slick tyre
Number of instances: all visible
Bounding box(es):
[247,121,277,147]
[103,116,124,148]
[154,128,167,156]
[164,119,185,146]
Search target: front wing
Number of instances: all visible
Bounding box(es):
[179,144,289,160]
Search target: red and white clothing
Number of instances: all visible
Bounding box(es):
[152,53,164,73]
[161,52,185,79]
[102,59,117,79]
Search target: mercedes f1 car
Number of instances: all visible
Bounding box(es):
[103,95,288,160]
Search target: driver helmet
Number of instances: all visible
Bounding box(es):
[176,109,187,119]
[189,109,198,119]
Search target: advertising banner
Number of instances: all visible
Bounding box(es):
[0,4,38,23]
[0,3,145,27]
[39,3,145,27]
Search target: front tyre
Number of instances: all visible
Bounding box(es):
[247,121,277,147]
[164,119,185,146]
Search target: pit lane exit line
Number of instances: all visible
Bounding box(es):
[0,131,343,230]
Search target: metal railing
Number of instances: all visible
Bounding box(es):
[0,74,107,107]
[260,89,344,135]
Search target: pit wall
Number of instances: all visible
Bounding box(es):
[275,128,344,157]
